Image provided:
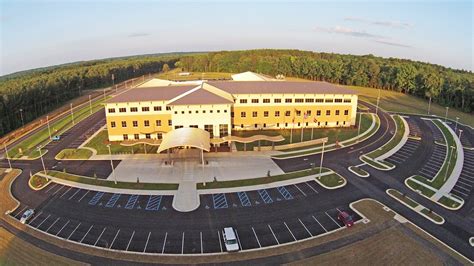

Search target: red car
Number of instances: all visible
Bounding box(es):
[337,211,354,227]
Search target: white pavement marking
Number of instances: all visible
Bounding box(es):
[14,206,28,218]
[60,187,72,198]
[28,211,43,224]
[252,227,261,248]
[52,185,65,195]
[284,222,297,241]
[68,189,81,200]
[181,232,185,254]
[162,232,168,254]
[144,232,151,253]
[326,212,342,228]
[46,217,60,233]
[36,214,51,228]
[235,229,242,251]
[293,184,307,197]
[94,227,107,246]
[109,229,121,249]
[80,225,94,243]
[312,215,327,232]
[45,183,58,193]
[452,189,468,197]
[126,230,135,251]
[268,224,280,244]
[305,182,319,194]
[200,232,203,254]
[299,218,313,237]
[67,222,81,240]
[217,231,223,252]
[77,190,90,202]
[56,220,70,236]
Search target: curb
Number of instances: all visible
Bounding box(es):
[347,166,370,178]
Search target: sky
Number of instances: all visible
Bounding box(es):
[0,0,472,76]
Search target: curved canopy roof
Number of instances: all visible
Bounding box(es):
[157,127,210,153]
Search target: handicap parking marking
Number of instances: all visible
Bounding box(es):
[212,193,228,209]
[277,186,294,200]
[125,195,139,209]
[237,192,251,207]
[145,195,162,211]
[258,189,273,204]
[88,191,105,206]
[105,193,121,208]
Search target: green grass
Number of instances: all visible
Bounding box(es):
[348,86,474,128]
[366,115,405,159]
[406,179,436,197]
[420,208,444,223]
[46,170,178,190]
[197,167,332,189]
[56,148,93,159]
[360,156,393,170]
[156,69,233,81]
[387,189,419,208]
[28,174,49,189]
[349,166,369,176]
[316,173,345,188]
[438,196,461,209]
[84,130,158,155]
[8,98,107,159]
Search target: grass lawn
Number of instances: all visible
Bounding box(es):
[8,98,106,159]
[56,148,93,159]
[366,115,405,159]
[438,196,461,209]
[349,166,369,177]
[387,189,419,208]
[406,178,436,197]
[360,156,393,170]
[420,208,444,223]
[316,172,345,188]
[157,69,233,81]
[84,130,158,155]
[197,168,332,189]
[28,174,49,189]
[45,170,178,190]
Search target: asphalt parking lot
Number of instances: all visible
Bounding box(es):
[385,139,421,165]
[450,149,474,199]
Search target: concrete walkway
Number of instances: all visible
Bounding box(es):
[172,181,200,212]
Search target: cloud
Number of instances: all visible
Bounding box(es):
[314,26,383,38]
[345,17,413,29]
[128,33,150,38]
[374,39,412,48]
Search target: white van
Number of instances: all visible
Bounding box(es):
[222,227,239,252]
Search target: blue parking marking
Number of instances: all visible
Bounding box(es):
[105,193,121,208]
[277,187,293,200]
[237,192,251,207]
[258,189,273,204]
[212,193,228,209]
[125,195,139,209]
[145,195,162,211]
[88,192,104,206]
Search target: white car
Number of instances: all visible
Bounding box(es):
[222,227,239,252]
[20,209,35,224]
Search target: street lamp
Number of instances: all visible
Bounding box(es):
[89,95,92,114]
[19,108,24,127]
[46,115,52,140]
[37,146,47,174]
[459,129,463,141]
[357,112,362,142]
[318,140,326,178]
[454,117,459,133]
[4,143,12,171]
[70,103,75,125]
[445,107,449,122]
[375,89,381,115]
[427,96,432,115]
[107,144,117,184]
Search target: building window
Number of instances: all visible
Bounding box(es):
[306,110,312,116]
[110,121,116,128]
[325,121,328,126]
[166,106,171,111]
[119,107,126,112]
[210,110,213,113]
[295,98,304,103]
[344,110,349,115]
[219,124,228,137]
[305,99,314,103]
[285,98,292,103]
[190,125,198,128]
[335,110,340,115]
[336,121,339,126]
[241,112,246,118]
[134,134,139,140]
[133,121,138,127]
[145,133,151,139]
[224,109,227,113]
[156,120,161,126]
[254,124,258,128]
[325,99,334,103]
[263,99,270,103]
[157,133,162,139]
[144,120,150,126]
[263,123,266,128]
[277,123,279,127]
[251,99,259,103]
[285,123,288,127]
[240,99,247,104]
[241,124,244,128]
[181,111,185,114]
[174,111,178,114]
[123,134,128,140]
[296,110,301,116]
[130,107,138,112]
[264,111,269,117]
[252,111,257,117]
[315,99,324,103]
[335,99,343,103]
[275,111,280,117]
[108,108,116,113]
[274,98,281,103]
[154,106,162,111]
[317,110,321,116]
[196,110,199,113]
[175,125,183,129]
[168,120,172,126]
[189,110,192,114]
[285,111,291,117]
[217,110,220,113]
[142,107,150,112]
[231,112,234,118]
[202,110,206,113]
[121,121,127,127]
[344,99,351,103]
[204,125,214,138]
[326,110,331,115]
[298,122,300,126]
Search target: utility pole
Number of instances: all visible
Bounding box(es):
[427,96,432,115]
[38,146,47,174]
[454,117,459,133]
[357,112,362,142]
[103,89,106,101]
[319,141,326,178]
[19,108,24,127]
[445,107,449,122]
[46,115,52,140]
[4,143,12,170]
[107,144,117,184]
[89,95,92,114]
[458,129,463,141]
[70,103,75,125]
[375,89,381,115]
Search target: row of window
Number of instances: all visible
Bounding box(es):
[111,119,172,128]
[123,133,163,140]
[174,109,227,115]
[237,109,349,118]
[239,98,351,104]
[108,106,171,113]
[233,121,348,129]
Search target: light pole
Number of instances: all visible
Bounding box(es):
[70,103,75,125]
[89,95,92,114]
[19,108,24,127]
[107,144,117,184]
[103,89,106,101]
[38,146,47,174]
[375,89,381,115]
[4,143,12,170]
[445,107,449,122]
[357,112,362,142]
[427,96,432,115]
[444,145,455,182]
[318,141,326,178]
[454,117,459,133]
[458,129,463,141]
[46,115,52,140]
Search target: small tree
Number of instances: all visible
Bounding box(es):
[162,63,170,73]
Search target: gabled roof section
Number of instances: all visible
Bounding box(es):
[167,86,234,106]
[106,85,197,104]
[138,78,172,88]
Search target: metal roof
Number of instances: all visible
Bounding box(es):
[157,127,210,153]
[106,85,197,103]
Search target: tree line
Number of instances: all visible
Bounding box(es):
[177,49,473,114]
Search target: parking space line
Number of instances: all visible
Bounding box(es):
[67,223,81,240]
[299,218,313,237]
[305,182,319,194]
[94,227,107,246]
[181,232,185,254]
[28,211,43,224]
[312,215,327,232]
[293,184,307,197]
[56,220,70,236]
[59,187,72,198]
[14,206,28,219]
[200,232,203,254]
[268,224,280,244]
[52,185,65,196]
[45,183,58,193]
[46,217,60,232]
[126,231,135,251]
[78,190,90,202]
[284,222,297,241]
[454,185,470,192]
[68,189,81,200]
[36,214,51,228]
[452,189,468,197]
[457,180,472,187]
[325,212,342,228]
[143,232,151,253]
[218,231,223,252]
[235,229,242,251]
[252,227,261,248]
[110,229,120,249]
[80,225,94,243]
[161,232,167,254]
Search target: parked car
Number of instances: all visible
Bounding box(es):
[52,135,61,141]
[337,211,354,227]
[20,209,35,224]
[222,227,239,252]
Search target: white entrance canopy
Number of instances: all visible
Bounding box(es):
[157,127,211,153]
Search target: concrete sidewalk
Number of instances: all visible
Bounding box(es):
[172,181,200,212]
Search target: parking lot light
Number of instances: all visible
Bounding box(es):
[454,117,459,133]
[37,146,47,174]
[4,143,12,170]
[46,115,52,140]
[319,141,326,178]
[107,144,117,184]
[445,107,449,122]
[458,129,463,141]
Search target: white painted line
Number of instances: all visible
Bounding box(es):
[284,222,297,241]
[217,230,223,252]
[56,220,70,236]
[161,232,168,254]
[268,224,280,244]
[143,232,151,253]
[312,215,327,232]
[109,229,120,249]
[67,222,81,240]
[46,217,60,233]
[305,182,319,194]
[251,227,261,248]
[126,230,135,251]
[235,229,242,251]
[200,232,203,254]
[457,180,472,187]
[59,187,72,198]
[325,212,342,228]
[181,232,185,254]
[68,188,81,200]
[36,214,51,228]
[52,185,65,196]
[28,211,43,224]
[45,183,58,193]
[77,190,90,202]
[452,189,468,197]
[299,218,313,237]
[293,184,307,197]
[94,227,107,246]
[454,185,470,192]
[80,225,94,243]
[14,206,28,219]
[459,178,474,184]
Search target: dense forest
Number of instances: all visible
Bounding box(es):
[178,50,474,114]
[1,49,473,137]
